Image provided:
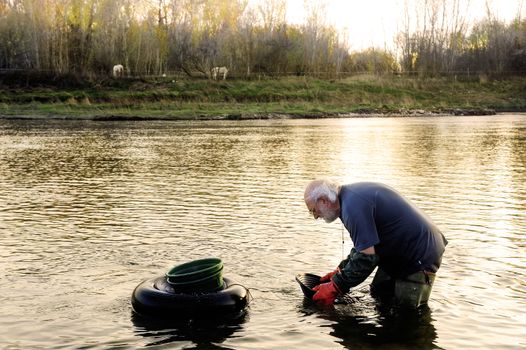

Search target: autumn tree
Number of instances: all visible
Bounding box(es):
[1,0,524,79]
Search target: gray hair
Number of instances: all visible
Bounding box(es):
[305,179,339,203]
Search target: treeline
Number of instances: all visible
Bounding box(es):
[0,0,525,79]
[396,0,526,77]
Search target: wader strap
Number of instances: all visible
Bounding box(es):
[423,270,435,285]
[401,270,435,285]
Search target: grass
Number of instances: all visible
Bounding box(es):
[1,75,525,120]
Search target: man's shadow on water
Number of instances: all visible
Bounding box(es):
[131,311,248,349]
[298,292,441,350]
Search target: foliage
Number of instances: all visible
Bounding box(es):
[395,0,526,76]
[1,75,524,119]
[0,0,525,78]
[0,0,349,78]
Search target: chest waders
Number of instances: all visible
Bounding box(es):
[371,268,436,308]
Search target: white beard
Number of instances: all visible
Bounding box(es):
[319,206,339,223]
[323,215,338,223]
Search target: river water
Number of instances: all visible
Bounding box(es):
[0,115,525,349]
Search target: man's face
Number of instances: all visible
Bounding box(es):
[317,199,339,223]
[305,197,318,219]
[306,197,338,223]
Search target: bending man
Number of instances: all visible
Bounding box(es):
[304,180,447,307]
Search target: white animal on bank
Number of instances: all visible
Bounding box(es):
[112,64,124,78]
[211,66,228,80]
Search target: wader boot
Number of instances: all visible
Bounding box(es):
[370,268,436,308]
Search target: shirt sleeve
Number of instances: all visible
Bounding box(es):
[341,195,380,252]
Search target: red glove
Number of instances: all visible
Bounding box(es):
[312,280,341,306]
[319,267,340,283]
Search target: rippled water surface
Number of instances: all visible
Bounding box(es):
[1,115,525,349]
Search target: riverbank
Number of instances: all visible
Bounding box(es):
[1,75,525,120]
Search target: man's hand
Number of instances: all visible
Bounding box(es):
[312,280,341,306]
[319,267,340,283]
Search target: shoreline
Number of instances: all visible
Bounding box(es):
[2,75,525,121]
[0,107,510,122]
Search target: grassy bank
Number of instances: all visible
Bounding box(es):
[1,75,525,120]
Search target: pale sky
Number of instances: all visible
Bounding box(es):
[285,0,525,50]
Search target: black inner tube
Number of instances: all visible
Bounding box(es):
[132,276,250,319]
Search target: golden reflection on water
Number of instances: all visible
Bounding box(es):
[0,115,524,349]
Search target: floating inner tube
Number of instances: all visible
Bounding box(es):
[132,276,250,319]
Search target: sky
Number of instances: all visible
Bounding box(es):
[285,0,525,50]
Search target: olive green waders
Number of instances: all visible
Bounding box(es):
[370,268,436,308]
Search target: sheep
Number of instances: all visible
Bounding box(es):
[211,66,228,80]
[112,64,124,78]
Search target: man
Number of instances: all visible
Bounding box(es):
[304,180,447,308]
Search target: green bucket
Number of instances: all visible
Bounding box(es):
[166,258,224,293]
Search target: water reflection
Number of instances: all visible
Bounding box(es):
[0,116,524,349]
[299,295,438,350]
[330,306,437,350]
[131,312,248,348]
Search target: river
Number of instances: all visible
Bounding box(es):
[0,115,525,349]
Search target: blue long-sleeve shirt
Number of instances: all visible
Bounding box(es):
[339,182,447,278]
